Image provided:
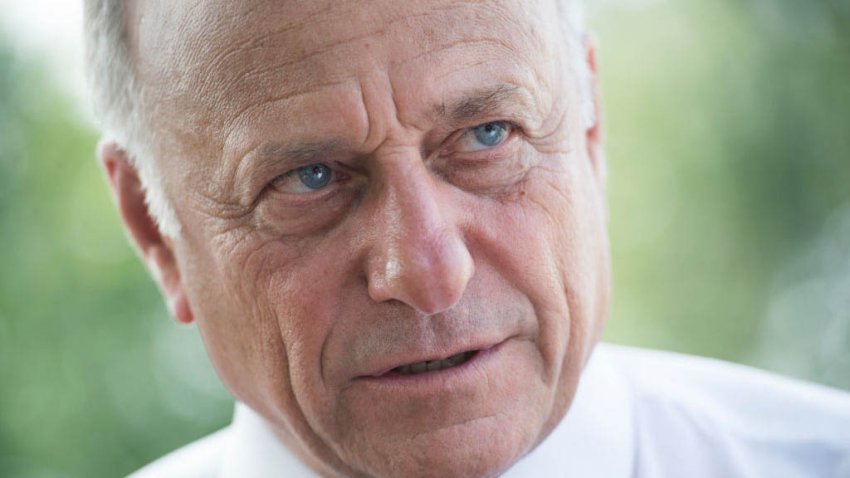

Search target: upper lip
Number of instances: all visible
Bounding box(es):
[357,337,508,379]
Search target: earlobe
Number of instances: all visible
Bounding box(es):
[99,140,195,324]
[148,240,195,324]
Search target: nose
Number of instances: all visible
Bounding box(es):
[365,159,475,315]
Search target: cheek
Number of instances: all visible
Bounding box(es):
[551,160,609,355]
[180,227,336,416]
[466,190,567,379]
[179,241,284,410]
[258,236,365,431]
[468,156,606,373]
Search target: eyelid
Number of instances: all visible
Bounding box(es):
[449,121,517,155]
[270,164,344,195]
[270,169,309,194]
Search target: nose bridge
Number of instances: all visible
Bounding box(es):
[366,151,474,315]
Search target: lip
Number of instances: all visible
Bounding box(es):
[355,338,509,382]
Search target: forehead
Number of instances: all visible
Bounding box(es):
[131,0,565,123]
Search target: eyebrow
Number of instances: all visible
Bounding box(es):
[233,139,349,198]
[260,139,348,166]
[436,83,531,124]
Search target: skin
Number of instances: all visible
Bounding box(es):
[101,1,609,477]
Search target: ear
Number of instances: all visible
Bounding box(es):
[583,34,607,189]
[99,141,195,324]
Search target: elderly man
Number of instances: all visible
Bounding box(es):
[84,0,850,477]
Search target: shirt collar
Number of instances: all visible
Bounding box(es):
[220,343,635,478]
[218,403,318,478]
[501,343,635,477]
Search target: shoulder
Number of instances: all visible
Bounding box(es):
[127,427,231,478]
[600,343,850,421]
[597,344,850,478]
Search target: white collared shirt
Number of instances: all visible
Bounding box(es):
[130,344,850,477]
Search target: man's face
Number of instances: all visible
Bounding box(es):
[127,0,608,476]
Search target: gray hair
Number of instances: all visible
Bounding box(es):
[84,0,180,236]
[84,0,589,238]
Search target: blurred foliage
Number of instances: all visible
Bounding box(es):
[596,0,850,384]
[0,32,231,478]
[0,0,849,476]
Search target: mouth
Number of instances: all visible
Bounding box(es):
[353,340,511,390]
[355,336,512,384]
[388,350,478,377]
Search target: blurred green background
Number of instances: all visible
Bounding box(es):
[1,0,849,476]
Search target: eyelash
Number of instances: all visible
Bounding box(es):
[446,121,519,160]
[460,122,513,151]
[272,166,336,193]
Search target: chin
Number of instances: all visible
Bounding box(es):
[319,340,561,478]
[336,414,540,478]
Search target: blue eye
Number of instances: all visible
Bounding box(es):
[455,121,512,153]
[472,122,509,148]
[297,163,332,190]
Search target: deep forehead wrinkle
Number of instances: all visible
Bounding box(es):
[247,83,538,166]
[209,1,475,76]
[191,1,537,109]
